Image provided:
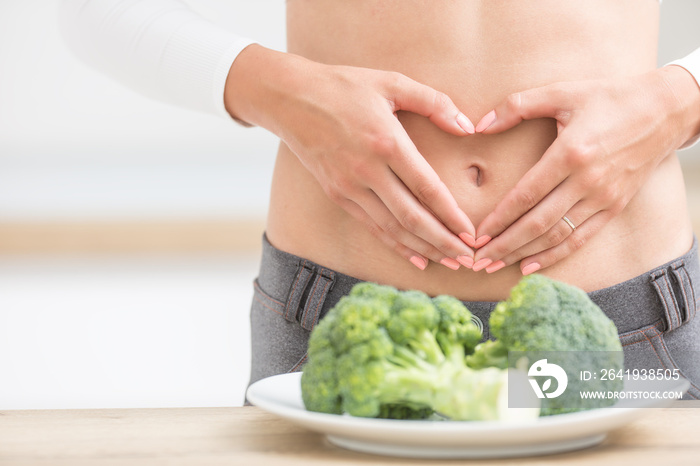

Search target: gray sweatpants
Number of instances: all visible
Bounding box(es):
[249,234,700,400]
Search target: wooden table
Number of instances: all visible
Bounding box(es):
[1,404,699,465]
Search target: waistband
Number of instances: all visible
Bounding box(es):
[255,234,699,339]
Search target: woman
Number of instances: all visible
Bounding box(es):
[60,0,700,398]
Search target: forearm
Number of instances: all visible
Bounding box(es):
[58,0,255,119]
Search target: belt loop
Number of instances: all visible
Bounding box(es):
[299,268,336,331]
[650,268,683,332]
[670,260,697,324]
[284,261,314,323]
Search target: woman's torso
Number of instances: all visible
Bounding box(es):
[267,0,693,301]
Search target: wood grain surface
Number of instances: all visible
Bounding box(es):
[1,404,699,465]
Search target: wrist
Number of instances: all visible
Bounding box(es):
[657,65,700,149]
[223,43,270,127]
[223,44,316,134]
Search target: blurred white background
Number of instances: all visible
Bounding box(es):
[0,0,285,221]
[0,0,699,410]
[0,0,287,410]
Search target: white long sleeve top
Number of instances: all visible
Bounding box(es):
[59,0,256,120]
[59,0,700,146]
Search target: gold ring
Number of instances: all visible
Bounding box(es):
[562,216,576,232]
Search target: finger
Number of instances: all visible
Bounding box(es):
[519,210,615,275]
[370,166,475,263]
[473,180,580,266]
[475,83,570,134]
[346,189,470,270]
[487,202,594,272]
[388,122,477,246]
[388,73,475,135]
[338,197,431,270]
[475,141,570,246]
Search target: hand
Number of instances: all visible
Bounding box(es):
[471,66,700,275]
[225,45,477,270]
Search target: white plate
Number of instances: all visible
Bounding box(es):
[246,372,690,459]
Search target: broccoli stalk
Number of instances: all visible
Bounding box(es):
[366,350,512,421]
[301,284,538,421]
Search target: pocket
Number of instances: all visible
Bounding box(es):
[654,320,700,400]
[620,324,667,372]
[249,281,312,385]
[620,323,700,400]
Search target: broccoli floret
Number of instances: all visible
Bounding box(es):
[490,275,621,353]
[385,290,443,365]
[485,274,624,416]
[299,311,342,414]
[433,295,483,362]
[301,283,531,421]
[348,282,399,305]
[467,340,508,370]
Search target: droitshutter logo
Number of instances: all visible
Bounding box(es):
[528,359,568,399]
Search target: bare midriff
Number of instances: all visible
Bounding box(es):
[266,0,693,301]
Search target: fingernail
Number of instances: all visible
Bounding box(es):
[475,110,496,132]
[459,232,476,248]
[485,260,506,274]
[472,258,493,272]
[475,235,491,248]
[522,262,541,275]
[457,255,474,269]
[456,113,475,134]
[440,258,461,271]
[409,256,427,270]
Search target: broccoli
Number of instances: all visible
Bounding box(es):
[301,275,622,420]
[468,274,624,415]
[301,283,531,421]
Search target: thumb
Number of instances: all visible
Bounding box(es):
[475,84,569,134]
[389,73,475,136]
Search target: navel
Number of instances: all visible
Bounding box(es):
[467,165,483,187]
